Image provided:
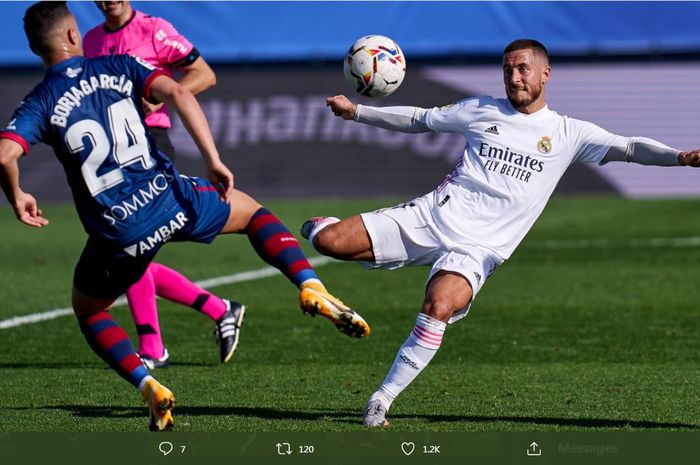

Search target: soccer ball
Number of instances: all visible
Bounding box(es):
[343,35,406,98]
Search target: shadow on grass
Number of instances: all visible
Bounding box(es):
[7,405,698,430]
[390,413,698,430]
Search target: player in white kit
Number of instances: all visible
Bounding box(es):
[301,39,700,427]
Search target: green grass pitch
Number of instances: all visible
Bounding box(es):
[0,196,699,432]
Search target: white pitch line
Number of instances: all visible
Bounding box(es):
[0,255,336,330]
[2,236,699,330]
[0,307,77,330]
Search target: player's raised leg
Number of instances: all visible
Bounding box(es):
[301,215,375,261]
[219,190,370,337]
[300,215,377,336]
[363,271,472,427]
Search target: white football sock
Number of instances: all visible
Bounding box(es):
[373,313,446,410]
[308,216,340,248]
[137,375,154,392]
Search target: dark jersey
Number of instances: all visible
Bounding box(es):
[0,55,183,246]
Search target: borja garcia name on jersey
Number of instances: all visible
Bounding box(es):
[50,74,135,127]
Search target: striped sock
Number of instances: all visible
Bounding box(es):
[246,208,319,288]
[376,313,446,409]
[77,311,149,388]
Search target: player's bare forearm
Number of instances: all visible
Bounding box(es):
[170,89,219,164]
[0,161,19,206]
[179,57,216,96]
[326,95,357,120]
[0,140,48,227]
[0,139,24,205]
[151,76,220,164]
[150,75,233,199]
[167,90,233,198]
[678,149,700,167]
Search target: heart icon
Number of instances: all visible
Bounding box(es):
[401,442,415,456]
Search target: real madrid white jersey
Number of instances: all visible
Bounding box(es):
[361,96,631,261]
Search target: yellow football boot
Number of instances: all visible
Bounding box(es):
[300,281,371,338]
[141,378,175,432]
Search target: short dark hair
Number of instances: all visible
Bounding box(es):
[503,39,549,63]
[23,1,72,56]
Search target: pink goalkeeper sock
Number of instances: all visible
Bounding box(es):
[150,263,227,322]
[125,265,164,359]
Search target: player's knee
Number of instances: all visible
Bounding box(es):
[313,226,345,256]
[71,287,111,318]
[421,299,454,323]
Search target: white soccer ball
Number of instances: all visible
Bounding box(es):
[343,35,406,98]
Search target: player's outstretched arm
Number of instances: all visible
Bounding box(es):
[602,137,700,167]
[678,149,700,167]
[0,138,48,227]
[149,75,233,200]
[326,94,433,134]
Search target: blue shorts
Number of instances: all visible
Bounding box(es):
[74,176,231,299]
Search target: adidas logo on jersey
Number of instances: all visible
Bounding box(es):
[65,67,82,78]
[485,125,499,135]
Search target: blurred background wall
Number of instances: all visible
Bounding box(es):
[2,1,699,201]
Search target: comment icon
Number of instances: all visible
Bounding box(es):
[159,441,174,456]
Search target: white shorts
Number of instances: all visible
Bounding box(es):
[359,195,500,324]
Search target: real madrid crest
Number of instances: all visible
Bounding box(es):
[537,136,552,154]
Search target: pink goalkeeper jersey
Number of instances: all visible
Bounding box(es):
[84,9,198,128]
